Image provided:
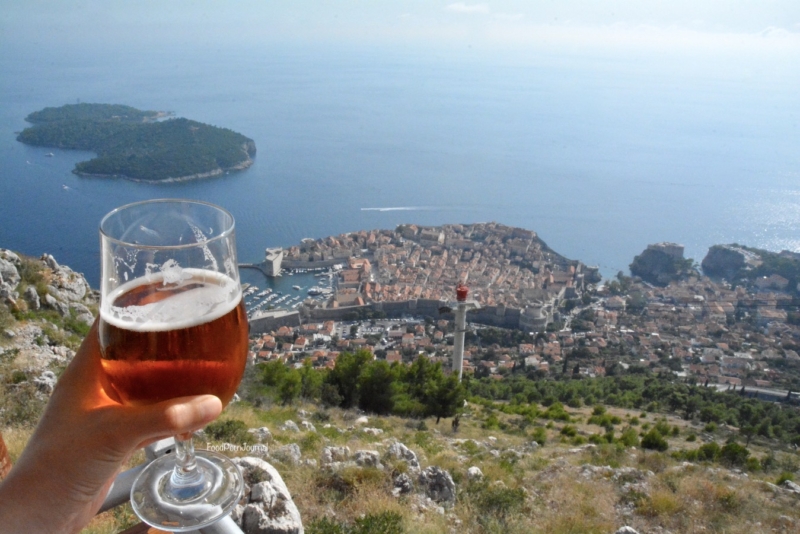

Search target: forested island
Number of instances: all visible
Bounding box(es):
[16,103,256,182]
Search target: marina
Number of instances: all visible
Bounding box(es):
[239,265,336,318]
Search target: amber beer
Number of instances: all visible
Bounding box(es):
[98,269,248,407]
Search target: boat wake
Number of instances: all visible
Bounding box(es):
[361,206,441,212]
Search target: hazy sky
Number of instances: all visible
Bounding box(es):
[2,1,799,55]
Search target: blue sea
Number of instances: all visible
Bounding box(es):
[1,41,799,288]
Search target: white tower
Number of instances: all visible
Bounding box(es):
[452,283,479,382]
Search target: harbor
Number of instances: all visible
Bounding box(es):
[239,265,335,320]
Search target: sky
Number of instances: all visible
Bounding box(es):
[1,1,799,57]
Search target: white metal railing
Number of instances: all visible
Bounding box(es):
[98,438,244,534]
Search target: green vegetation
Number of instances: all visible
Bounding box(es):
[204,418,256,445]
[464,374,800,447]
[257,351,466,424]
[17,103,255,182]
[629,248,696,286]
[739,246,800,294]
[307,511,404,534]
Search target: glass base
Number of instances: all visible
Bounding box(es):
[131,450,243,532]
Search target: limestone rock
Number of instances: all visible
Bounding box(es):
[33,370,57,394]
[44,294,69,317]
[0,249,21,265]
[0,258,20,287]
[70,303,94,325]
[392,473,413,496]
[354,416,369,425]
[418,466,456,506]
[782,479,800,495]
[352,450,383,469]
[467,466,483,481]
[615,527,640,534]
[233,457,304,534]
[320,446,350,465]
[524,440,540,451]
[273,444,302,465]
[362,427,383,436]
[23,286,40,310]
[249,427,273,443]
[300,421,316,432]
[42,253,59,271]
[385,441,420,472]
[281,420,300,433]
[701,245,754,280]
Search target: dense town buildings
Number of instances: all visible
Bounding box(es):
[252,227,800,397]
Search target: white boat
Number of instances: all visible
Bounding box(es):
[46,153,54,157]
[292,285,301,290]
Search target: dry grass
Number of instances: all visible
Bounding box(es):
[2,393,798,534]
[1,425,33,462]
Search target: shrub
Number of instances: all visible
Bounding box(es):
[307,518,347,534]
[204,419,255,445]
[482,413,501,430]
[641,429,668,451]
[745,457,761,472]
[704,422,717,432]
[352,512,404,534]
[571,435,587,445]
[560,424,577,437]
[306,512,404,534]
[686,433,697,442]
[776,472,795,485]
[620,427,640,447]
[592,405,606,416]
[719,442,750,468]
[697,442,721,462]
[530,426,547,446]
[654,419,671,436]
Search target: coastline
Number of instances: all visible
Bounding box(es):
[73,143,254,184]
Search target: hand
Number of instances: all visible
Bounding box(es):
[0,319,222,534]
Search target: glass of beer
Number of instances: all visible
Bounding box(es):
[98,199,248,531]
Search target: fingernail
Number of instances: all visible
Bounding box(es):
[194,395,223,421]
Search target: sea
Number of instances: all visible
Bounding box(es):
[1,41,799,291]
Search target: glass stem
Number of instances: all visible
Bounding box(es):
[169,433,204,492]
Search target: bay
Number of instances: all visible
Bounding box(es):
[1,41,799,288]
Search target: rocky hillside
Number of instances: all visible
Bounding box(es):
[87,400,800,534]
[702,244,800,293]
[629,243,696,287]
[2,250,799,534]
[0,249,96,427]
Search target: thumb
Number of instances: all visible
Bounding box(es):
[124,395,223,444]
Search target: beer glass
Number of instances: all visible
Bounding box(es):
[99,199,248,531]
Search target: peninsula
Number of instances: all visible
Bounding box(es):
[16,103,256,182]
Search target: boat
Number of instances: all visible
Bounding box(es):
[292,285,301,290]
[46,153,54,157]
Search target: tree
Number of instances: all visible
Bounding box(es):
[425,373,465,424]
[358,360,396,415]
[298,360,322,400]
[279,369,301,405]
[325,350,372,408]
[260,359,288,386]
[719,442,750,467]
[641,429,668,451]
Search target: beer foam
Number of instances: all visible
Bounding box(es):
[101,269,242,332]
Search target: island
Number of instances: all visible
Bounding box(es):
[16,103,256,183]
